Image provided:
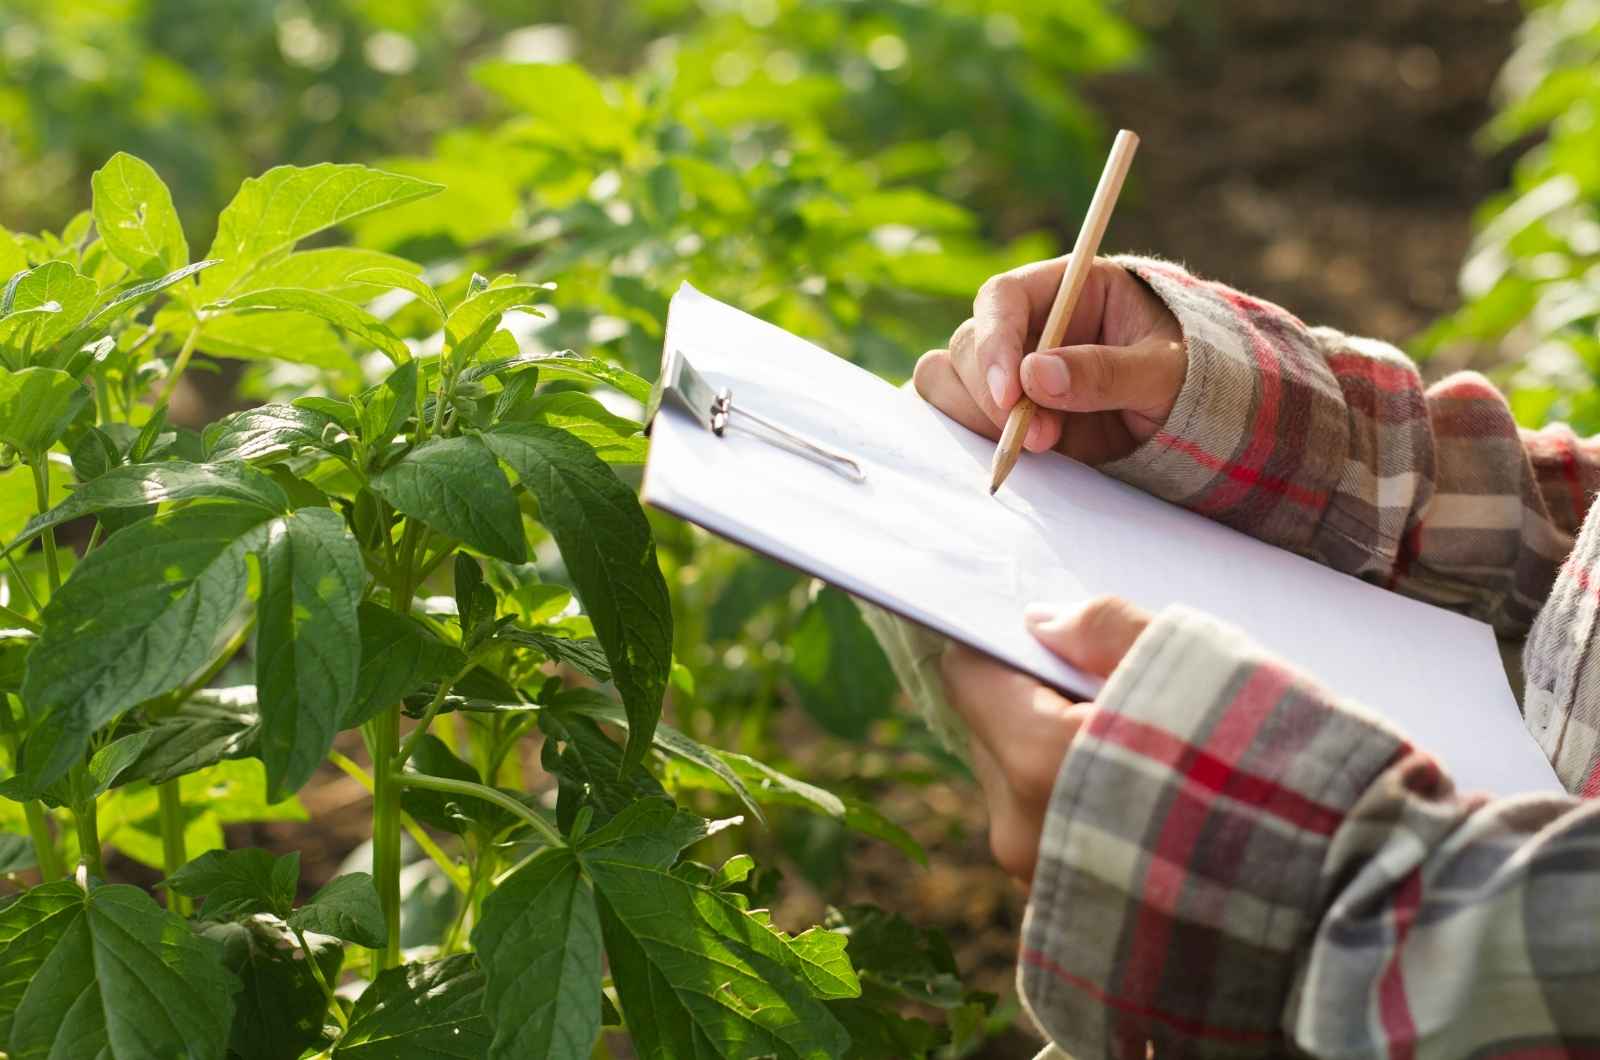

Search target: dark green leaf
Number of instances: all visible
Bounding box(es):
[120,686,260,785]
[709,556,802,641]
[498,627,610,681]
[68,426,120,482]
[286,872,386,948]
[539,713,666,831]
[357,359,418,454]
[208,287,410,363]
[0,834,34,875]
[576,797,713,870]
[473,847,602,1060]
[0,367,89,456]
[333,954,492,1059]
[347,604,466,728]
[19,502,274,789]
[480,424,671,772]
[580,820,852,1059]
[199,163,443,300]
[165,847,299,921]
[8,460,287,554]
[452,552,497,649]
[203,918,340,1060]
[547,688,766,826]
[0,883,79,1043]
[370,435,526,563]
[788,587,897,739]
[89,152,188,276]
[400,734,511,837]
[0,882,236,1060]
[828,905,966,1008]
[254,505,364,800]
[204,403,349,463]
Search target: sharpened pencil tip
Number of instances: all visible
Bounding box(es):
[988,484,998,495]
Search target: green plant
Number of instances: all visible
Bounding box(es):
[1421,0,1600,429]
[0,156,985,1058]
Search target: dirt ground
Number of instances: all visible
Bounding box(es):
[184,2,1525,1055]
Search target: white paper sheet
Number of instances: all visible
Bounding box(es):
[642,282,1561,796]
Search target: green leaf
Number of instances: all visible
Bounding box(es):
[208,287,411,363]
[0,367,89,456]
[204,403,349,464]
[119,686,260,785]
[576,798,714,870]
[83,259,216,332]
[0,882,78,1043]
[579,816,853,1059]
[480,424,671,772]
[347,604,465,727]
[334,954,493,1059]
[539,712,667,831]
[165,847,299,921]
[245,248,422,301]
[474,62,631,152]
[203,918,340,1060]
[0,882,236,1060]
[788,587,897,739]
[443,282,551,363]
[0,263,97,359]
[0,228,24,287]
[0,834,35,874]
[473,847,603,1060]
[370,436,526,563]
[20,502,274,789]
[544,688,766,827]
[255,505,364,800]
[200,163,443,299]
[357,358,419,454]
[190,308,348,369]
[507,391,645,463]
[349,266,447,319]
[286,872,386,947]
[498,626,610,682]
[828,905,966,1008]
[9,460,287,554]
[400,733,511,837]
[90,152,188,277]
[467,346,652,403]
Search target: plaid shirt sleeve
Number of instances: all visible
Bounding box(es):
[1021,605,1600,1059]
[1103,256,1600,636]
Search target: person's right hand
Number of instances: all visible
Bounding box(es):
[913,256,1186,464]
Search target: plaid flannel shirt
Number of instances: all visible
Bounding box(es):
[1017,258,1600,1058]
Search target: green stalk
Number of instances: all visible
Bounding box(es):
[368,519,423,971]
[291,926,349,1030]
[0,697,62,882]
[158,780,191,914]
[327,750,467,892]
[75,795,105,880]
[155,324,201,408]
[0,602,40,634]
[29,458,61,593]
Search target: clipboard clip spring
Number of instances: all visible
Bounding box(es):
[647,347,866,482]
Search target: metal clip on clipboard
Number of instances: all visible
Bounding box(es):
[646,347,866,482]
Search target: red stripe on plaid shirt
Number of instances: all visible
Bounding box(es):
[1149,432,1328,509]
[1325,351,1420,394]
[1377,869,1423,1060]
[1020,947,1276,1045]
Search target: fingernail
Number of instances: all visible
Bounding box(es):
[1023,602,1060,626]
[986,365,1008,408]
[1031,355,1069,397]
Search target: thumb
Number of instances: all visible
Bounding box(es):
[1019,333,1184,418]
[1024,596,1151,678]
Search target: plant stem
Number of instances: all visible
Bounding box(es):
[156,324,201,408]
[327,750,467,892]
[395,773,564,849]
[158,779,191,914]
[369,705,402,971]
[75,795,105,880]
[393,662,473,771]
[29,459,61,593]
[292,926,349,1030]
[0,697,62,882]
[0,603,40,634]
[4,553,41,613]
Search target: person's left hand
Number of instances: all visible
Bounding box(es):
[940,595,1151,885]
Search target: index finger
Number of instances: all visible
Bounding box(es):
[972,256,1111,411]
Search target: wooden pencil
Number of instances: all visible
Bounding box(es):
[989,129,1140,494]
